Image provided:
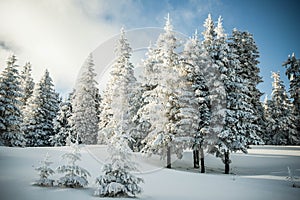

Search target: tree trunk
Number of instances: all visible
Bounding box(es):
[193,149,199,168]
[224,151,230,174]
[200,147,205,173]
[167,146,171,168]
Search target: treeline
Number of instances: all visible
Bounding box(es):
[0,14,299,174]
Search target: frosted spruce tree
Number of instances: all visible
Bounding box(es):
[132,43,159,151]
[181,30,211,172]
[229,29,266,141]
[50,99,72,146]
[65,90,78,145]
[33,153,55,187]
[95,133,143,197]
[262,95,273,143]
[0,55,26,147]
[139,15,183,168]
[23,70,59,146]
[57,143,91,188]
[95,28,143,197]
[283,53,300,136]
[98,28,138,144]
[128,82,144,151]
[202,14,216,54]
[201,14,227,164]
[202,15,263,174]
[71,54,100,144]
[19,62,35,108]
[265,72,298,145]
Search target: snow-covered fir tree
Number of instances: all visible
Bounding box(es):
[33,153,55,187]
[202,15,262,174]
[50,99,72,146]
[23,70,59,146]
[201,14,227,158]
[0,55,26,147]
[64,90,78,145]
[98,28,137,144]
[139,15,182,168]
[57,143,91,188]
[95,132,143,197]
[95,34,143,195]
[265,72,298,145]
[181,30,211,172]
[283,53,300,136]
[202,14,216,53]
[131,43,160,152]
[262,95,274,143]
[229,29,266,141]
[97,83,113,145]
[128,82,144,151]
[19,62,35,108]
[71,54,100,145]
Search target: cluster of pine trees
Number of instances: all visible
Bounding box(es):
[0,53,101,148]
[1,14,299,176]
[0,56,60,147]
[263,54,300,145]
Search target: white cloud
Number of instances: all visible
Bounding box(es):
[0,0,119,95]
[0,0,223,96]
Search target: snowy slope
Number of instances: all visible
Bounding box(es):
[0,145,299,200]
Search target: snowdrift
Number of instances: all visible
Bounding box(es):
[0,145,299,200]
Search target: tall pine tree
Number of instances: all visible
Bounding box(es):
[132,43,160,152]
[71,54,100,145]
[98,28,137,144]
[181,30,211,172]
[202,15,262,174]
[23,70,59,146]
[139,15,182,168]
[0,55,26,147]
[50,99,72,146]
[265,72,298,145]
[19,62,35,108]
[283,53,300,137]
[229,29,266,141]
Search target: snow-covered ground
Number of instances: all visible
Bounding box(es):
[0,145,299,200]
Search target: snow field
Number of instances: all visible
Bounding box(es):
[0,145,299,200]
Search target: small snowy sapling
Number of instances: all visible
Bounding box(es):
[33,153,55,187]
[57,144,91,188]
[287,166,299,188]
[95,132,144,197]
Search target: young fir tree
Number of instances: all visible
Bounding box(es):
[19,62,35,108]
[181,30,211,172]
[23,70,59,146]
[33,153,55,187]
[265,72,298,145]
[95,131,143,197]
[98,28,137,144]
[0,55,26,147]
[57,143,91,188]
[71,54,99,145]
[50,99,72,146]
[139,15,182,168]
[229,29,266,141]
[283,53,300,137]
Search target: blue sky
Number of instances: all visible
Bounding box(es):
[0,0,299,98]
[101,0,300,98]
